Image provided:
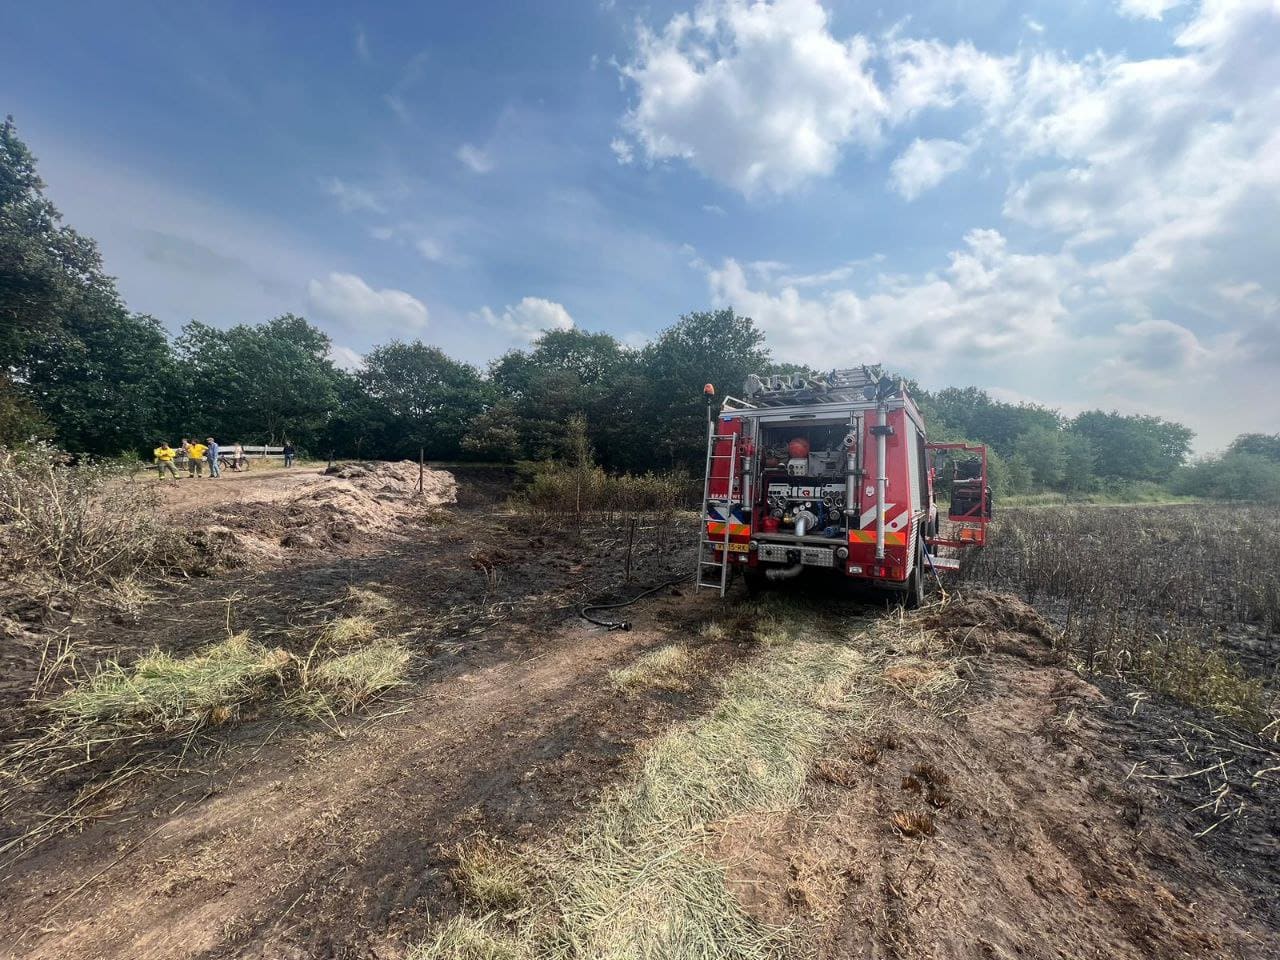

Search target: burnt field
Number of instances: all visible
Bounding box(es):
[0,465,1277,959]
[958,503,1280,719]
[958,501,1280,908]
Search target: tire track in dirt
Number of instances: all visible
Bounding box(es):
[1,591,747,960]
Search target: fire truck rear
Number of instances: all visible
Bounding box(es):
[697,366,991,605]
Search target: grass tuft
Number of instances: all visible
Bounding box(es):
[890,810,935,838]
[50,633,289,734]
[610,644,703,693]
[320,614,379,649]
[345,586,397,619]
[407,915,528,960]
[453,837,532,911]
[310,642,410,710]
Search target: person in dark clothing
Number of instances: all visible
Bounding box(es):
[283,441,296,468]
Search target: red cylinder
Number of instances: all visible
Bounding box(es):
[787,438,810,458]
[761,516,780,533]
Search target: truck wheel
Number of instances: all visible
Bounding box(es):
[904,540,925,609]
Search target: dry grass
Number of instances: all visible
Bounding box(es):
[407,915,528,960]
[0,444,163,587]
[309,642,410,711]
[50,633,290,734]
[453,837,532,911]
[345,585,396,619]
[815,758,860,788]
[320,614,379,649]
[890,810,935,838]
[610,644,704,693]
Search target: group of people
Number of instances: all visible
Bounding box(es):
[152,438,239,480]
[152,440,296,479]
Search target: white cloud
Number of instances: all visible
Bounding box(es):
[307,272,429,336]
[329,344,364,371]
[1117,0,1185,19]
[414,237,447,263]
[610,137,635,164]
[705,228,1073,368]
[889,138,972,200]
[618,0,885,194]
[354,25,371,63]
[702,203,726,216]
[473,296,574,343]
[457,143,494,174]
[883,37,1014,123]
[320,176,385,214]
[1000,0,1280,311]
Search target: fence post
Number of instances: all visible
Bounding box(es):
[418,447,424,495]
[624,516,636,583]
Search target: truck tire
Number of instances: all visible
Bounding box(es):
[904,539,925,609]
[743,568,768,597]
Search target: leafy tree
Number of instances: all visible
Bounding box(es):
[926,386,1061,456]
[637,309,769,470]
[1226,433,1280,462]
[1004,454,1034,494]
[461,401,523,461]
[1,116,172,452]
[488,328,640,465]
[0,375,49,443]
[1060,432,1097,492]
[1014,425,1066,487]
[22,303,176,455]
[1070,411,1192,482]
[1171,453,1280,503]
[359,341,493,459]
[174,315,341,448]
[318,370,393,460]
[0,116,107,373]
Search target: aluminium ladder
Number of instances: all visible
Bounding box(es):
[696,422,739,597]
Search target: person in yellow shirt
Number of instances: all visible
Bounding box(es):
[153,442,179,481]
[187,439,207,477]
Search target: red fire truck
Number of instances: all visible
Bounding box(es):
[697,366,991,605]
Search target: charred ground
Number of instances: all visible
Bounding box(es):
[0,469,1276,959]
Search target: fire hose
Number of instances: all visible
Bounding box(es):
[578,574,692,631]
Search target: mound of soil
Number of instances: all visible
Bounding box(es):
[924,588,1062,661]
[205,461,456,564]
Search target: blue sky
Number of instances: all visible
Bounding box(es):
[4,0,1278,449]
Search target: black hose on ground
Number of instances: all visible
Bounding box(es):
[922,543,946,593]
[579,574,692,631]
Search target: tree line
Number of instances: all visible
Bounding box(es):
[4,116,1277,501]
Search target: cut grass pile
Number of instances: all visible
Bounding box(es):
[408,915,526,960]
[50,633,289,734]
[320,614,379,649]
[609,644,703,693]
[310,642,411,711]
[47,588,412,737]
[453,836,532,911]
[415,605,883,959]
[346,585,398,619]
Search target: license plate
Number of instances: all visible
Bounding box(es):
[725,542,750,553]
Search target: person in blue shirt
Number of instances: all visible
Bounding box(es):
[206,437,221,478]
